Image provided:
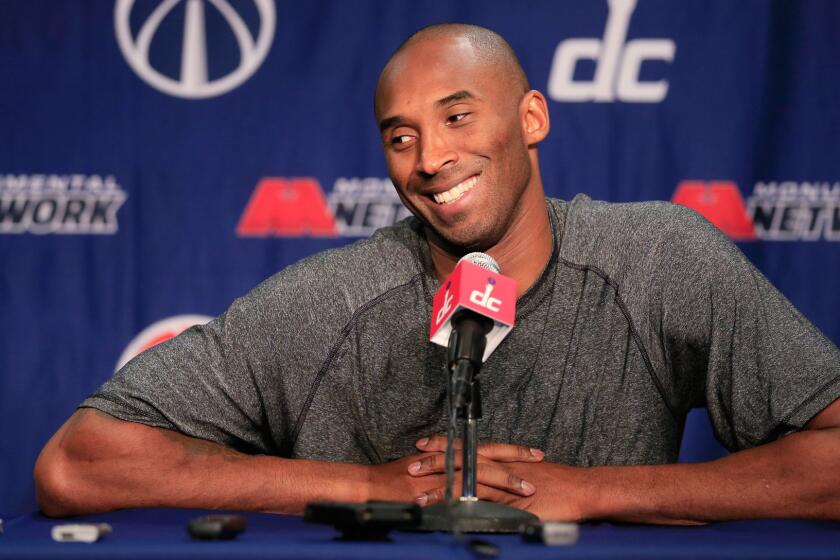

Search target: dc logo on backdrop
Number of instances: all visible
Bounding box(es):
[116,314,213,371]
[114,0,276,99]
[237,177,411,238]
[673,180,840,242]
[548,0,675,103]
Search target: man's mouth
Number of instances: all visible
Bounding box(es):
[432,175,478,205]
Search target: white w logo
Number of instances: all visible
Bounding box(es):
[115,0,276,99]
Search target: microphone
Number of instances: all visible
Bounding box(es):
[422,254,539,534]
[430,253,517,407]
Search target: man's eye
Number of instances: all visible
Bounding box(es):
[391,134,414,146]
[448,113,469,124]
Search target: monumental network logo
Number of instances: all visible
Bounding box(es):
[0,174,127,235]
[673,180,840,242]
[237,177,412,238]
[547,0,676,103]
[114,0,276,99]
[115,314,213,371]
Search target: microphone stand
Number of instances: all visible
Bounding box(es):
[419,363,539,533]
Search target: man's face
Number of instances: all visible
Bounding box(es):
[375,37,533,252]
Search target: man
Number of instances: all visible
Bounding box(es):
[35,24,840,523]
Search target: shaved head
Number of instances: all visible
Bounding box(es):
[373,23,550,255]
[376,23,530,115]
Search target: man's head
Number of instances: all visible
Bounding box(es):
[375,24,550,254]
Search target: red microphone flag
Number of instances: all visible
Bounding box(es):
[430,259,516,362]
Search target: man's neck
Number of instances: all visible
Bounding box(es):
[428,194,553,298]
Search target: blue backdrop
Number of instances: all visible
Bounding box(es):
[2,0,838,516]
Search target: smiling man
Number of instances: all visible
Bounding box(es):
[35,24,840,523]
[375,25,553,297]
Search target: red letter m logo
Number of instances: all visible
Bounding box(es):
[672,181,756,241]
[237,178,337,237]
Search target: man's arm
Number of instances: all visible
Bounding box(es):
[34,409,368,516]
[34,408,539,517]
[413,397,840,523]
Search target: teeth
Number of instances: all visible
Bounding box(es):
[433,176,478,204]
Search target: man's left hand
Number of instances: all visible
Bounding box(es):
[408,435,591,520]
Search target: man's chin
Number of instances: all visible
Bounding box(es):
[424,222,499,256]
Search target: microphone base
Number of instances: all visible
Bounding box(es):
[418,499,539,533]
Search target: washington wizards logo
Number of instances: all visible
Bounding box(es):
[114,0,276,99]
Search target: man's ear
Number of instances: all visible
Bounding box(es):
[520,90,550,145]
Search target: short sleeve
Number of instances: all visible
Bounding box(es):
[81,290,281,454]
[78,224,428,458]
[657,208,840,451]
[79,244,363,455]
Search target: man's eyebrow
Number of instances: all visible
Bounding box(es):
[379,115,403,132]
[378,91,475,132]
[435,90,474,107]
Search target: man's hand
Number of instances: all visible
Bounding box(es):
[365,439,539,503]
[402,435,576,516]
[365,452,449,503]
[401,398,840,524]
[405,435,597,521]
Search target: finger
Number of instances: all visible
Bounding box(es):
[475,465,536,497]
[406,450,517,476]
[408,451,461,476]
[416,435,461,452]
[418,483,528,507]
[418,436,544,463]
[477,442,544,462]
[477,485,526,506]
[416,485,444,506]
[415,470,466,506]
[415,465,536,505]
[415,482,477,506]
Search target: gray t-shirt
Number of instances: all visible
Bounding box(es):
[82,196,840,466]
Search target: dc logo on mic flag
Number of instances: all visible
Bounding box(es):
[435,282,454,325]
[430,260,516,361]
[469,282,502,312]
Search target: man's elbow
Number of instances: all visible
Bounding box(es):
[33,434,111,517]
[34,443,81,517]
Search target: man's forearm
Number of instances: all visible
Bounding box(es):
[34,409,369,516]
[567,427,840,524]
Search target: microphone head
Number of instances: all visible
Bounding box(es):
[430,250,516,360]
[458,252,500,274]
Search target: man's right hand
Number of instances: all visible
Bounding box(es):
[366,453,449,502]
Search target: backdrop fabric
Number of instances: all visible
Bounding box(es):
[2,0,839,515]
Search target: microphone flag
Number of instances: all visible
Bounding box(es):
[429,259,516,361]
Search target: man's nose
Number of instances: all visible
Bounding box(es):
[416,131,458,176]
